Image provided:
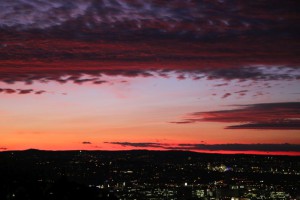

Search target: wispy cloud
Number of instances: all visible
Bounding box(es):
[222,93,231,99]
[82,141,92,144]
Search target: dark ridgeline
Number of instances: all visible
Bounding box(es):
[0,149,299,200]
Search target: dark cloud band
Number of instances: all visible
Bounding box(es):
[171,102,300,130]
[0,88,46,95]
[106,142,300,152]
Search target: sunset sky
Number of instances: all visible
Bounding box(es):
[0,0,299,155]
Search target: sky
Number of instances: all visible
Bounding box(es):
[0,0,299,155]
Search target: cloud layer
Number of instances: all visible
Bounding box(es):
[171,102,300,130]
[0,0,299,84]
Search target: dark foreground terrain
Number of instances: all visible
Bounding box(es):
[0,150,299,200]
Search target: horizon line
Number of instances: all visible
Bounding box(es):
[1,148,299,156]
